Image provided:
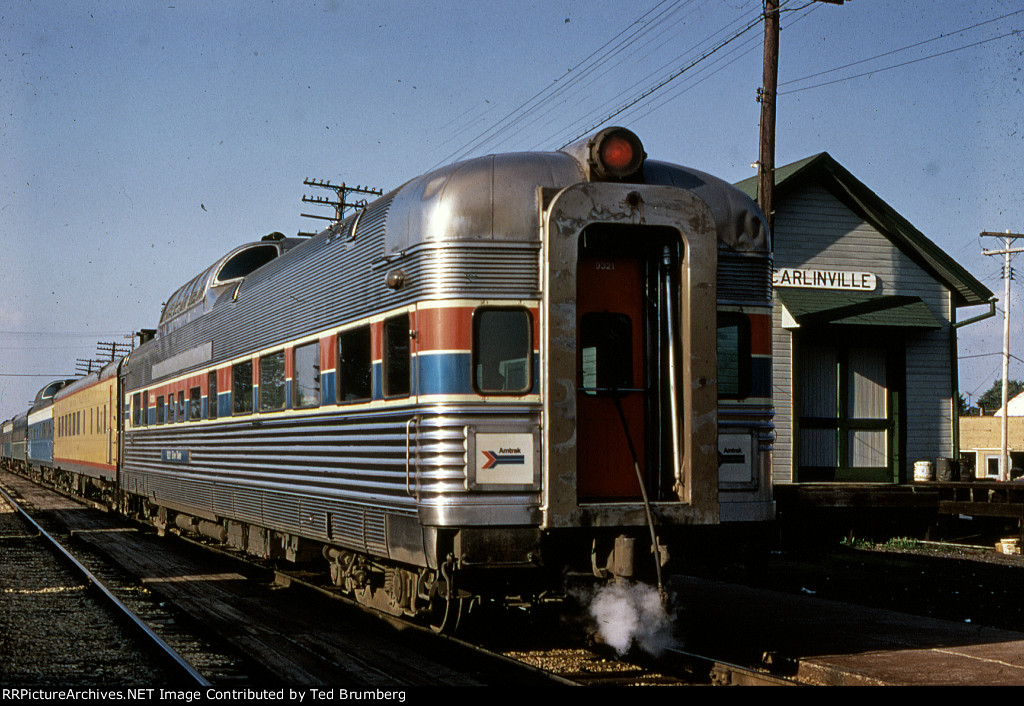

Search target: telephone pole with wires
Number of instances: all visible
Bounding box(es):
[298,180,383,237]
[982,230,1024,480]
[756,0,779,233]
[756,0,843,232]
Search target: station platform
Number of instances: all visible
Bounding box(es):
[672,575,1024,685]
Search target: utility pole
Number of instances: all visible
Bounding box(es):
[96,340,131,362]
[299,180,383,237]
[756,0,779,234]
[756,0,843,233]
[982,230,1024,480]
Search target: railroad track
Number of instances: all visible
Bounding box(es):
[2,469,802,687]
[0,485,211,686]
[0,469,565,686]
[216,548,801,686]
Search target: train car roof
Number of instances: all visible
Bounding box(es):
[31,379,77,411]
[55,361,119,401]
[146,129,767,345]
[159,232,304,333]
[381,135,768,256]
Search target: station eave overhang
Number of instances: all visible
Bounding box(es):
[776,289,942,330]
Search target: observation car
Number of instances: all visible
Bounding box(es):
[5,128,773,628]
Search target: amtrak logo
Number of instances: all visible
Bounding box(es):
[481,447,525,469]
[476,433,533,485]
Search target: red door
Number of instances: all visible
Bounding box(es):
[576,255,646,499]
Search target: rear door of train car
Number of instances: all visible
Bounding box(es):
[542,182,720,526]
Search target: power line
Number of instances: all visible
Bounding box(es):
[543,4,769,149]
[429,0,686,169]
[780,8,1024,89]
[487,0,705,155]
[559,10,766,147]
[431,0,782,166]
[0,330,129,337]
[620,1,821,128]
[780,28,1022,95]
[0,373,75,378]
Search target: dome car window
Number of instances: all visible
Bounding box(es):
[216,245,278,284]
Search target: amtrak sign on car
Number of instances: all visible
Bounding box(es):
[773,267,877,291]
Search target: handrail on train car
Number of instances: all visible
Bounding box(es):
[662,246,684,494]
[405,416,419,499]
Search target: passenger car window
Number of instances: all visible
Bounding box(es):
[233,360,254,414]
[189,387,202,421]
[383,315,411,398]
[293,342,321,409]
[259,351,286,412]
[472,308,531,394]
[338,326,372,402]
[208,371,218,419]
[717,313,751,399]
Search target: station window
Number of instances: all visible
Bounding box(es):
[717,313,752,399]
[233,360,254,415]
[383,315,411,398]
[259,351,286,412]
[189,387,202,421]
[338,326,371,403]
[293,342,321,409]
[472,308,532,394]
[208,372,218,420]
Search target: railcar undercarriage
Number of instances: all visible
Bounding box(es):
[4,458,682,634]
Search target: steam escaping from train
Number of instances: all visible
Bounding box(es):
[588,581,675,656]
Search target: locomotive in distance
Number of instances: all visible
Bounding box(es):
[0,127,773,630]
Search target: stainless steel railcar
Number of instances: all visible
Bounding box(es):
[114,128,772,625]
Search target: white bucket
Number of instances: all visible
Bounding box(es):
[914,460,934,482]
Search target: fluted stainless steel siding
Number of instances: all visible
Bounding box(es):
[125,242,540,392]
[121,406,540,555]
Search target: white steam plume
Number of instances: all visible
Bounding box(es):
[588,581,675,656]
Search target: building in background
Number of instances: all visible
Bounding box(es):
[737,154,993,488]
[960,391,1024,480]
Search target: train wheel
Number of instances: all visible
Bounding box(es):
[428,594,467,634]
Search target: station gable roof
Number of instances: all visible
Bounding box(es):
[735,153,993,308]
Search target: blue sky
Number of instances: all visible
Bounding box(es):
[1,0,1022,419]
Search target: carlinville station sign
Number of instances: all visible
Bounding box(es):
[772,267,877,291]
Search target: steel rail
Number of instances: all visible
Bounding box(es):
[666,647,802,686]
[0,485,211,686]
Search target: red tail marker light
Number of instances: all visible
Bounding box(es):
[589,127,645,181]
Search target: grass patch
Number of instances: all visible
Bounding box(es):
[882,536,922,551]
